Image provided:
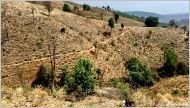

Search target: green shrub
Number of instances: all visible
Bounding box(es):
[158,48,177,77]
[176,62,189,75]
[145,16,159,27]
[83,4,90,11]
[125,58,146,73]
[63,4,71,12]
[74,57,95,98]
[31,64,53,88]
[125,58,157,87]
[64,74,76,94]
[128,70,154,87]
[64,57,95,99]
[109,78,129,97]
[108,18,114,28]
[59,65,69,86]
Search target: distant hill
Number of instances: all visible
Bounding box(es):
[126,11,189,23]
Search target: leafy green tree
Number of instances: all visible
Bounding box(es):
[63,4,71,12]
[145,16,159,27]
[114,14,119,23]
[83,4,90,11]
[158,48,177,77]
[73,57,95,98]
[108,18,114,29]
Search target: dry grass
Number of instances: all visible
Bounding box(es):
[131,75,189,107]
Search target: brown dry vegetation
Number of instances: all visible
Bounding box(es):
[1,1,189,107]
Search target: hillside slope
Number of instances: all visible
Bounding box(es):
[1,1,189,87]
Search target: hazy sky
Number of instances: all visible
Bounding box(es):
[70,0,189,14]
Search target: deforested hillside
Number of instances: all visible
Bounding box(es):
[1,1,189,107]
[2,1,188,86]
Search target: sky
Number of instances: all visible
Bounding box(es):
[70,0,189,15]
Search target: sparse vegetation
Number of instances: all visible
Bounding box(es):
[125,58,158,87]
[43,1,53,20]
[59,65,69,87]
[121,23,124,29]
[108,18,114,29]
[83,4,90,11]
[109,78,129,97]
[182,25,187,33]
[145,16,159,27]
[114,13,119,23]
[63,4,71,12]
[2,1,189,107]
[15,67,24,85]
[176,62,189,75]
[158,48,177,77]
[168,19,177,28]
[31,64,53,88]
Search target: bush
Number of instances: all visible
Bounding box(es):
[83,4,90,11]
[64,74,76,94]
[73,57,95,98]
[63,4,71,12]
[125,58,146,73]
[109,78,129,97]
[168,19,177,27]
[158,48,177,77]
[128,70,154,87]
[59,65,69,86]
[145,16,159,27]
[31,64,53,88]
[64,57,95,99]
[176,62,189,75]
[108,18,114,28]
[125,58,157,87]
[114,14,119,23]
[121,23,124,28]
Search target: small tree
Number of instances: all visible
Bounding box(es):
[108,18,114,29]
[158,48,177,77]
[63,3,71,12]
[168,19,177,28]
[83,4,90,11]
[44,1,54,20]
[73,57,95,98]
[145,16,159,27]
[182,25,187,33]
[121,23,124,29]
[114,14,119,23]
[107,6,110,11]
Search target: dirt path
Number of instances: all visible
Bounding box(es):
[2,47,94,68]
